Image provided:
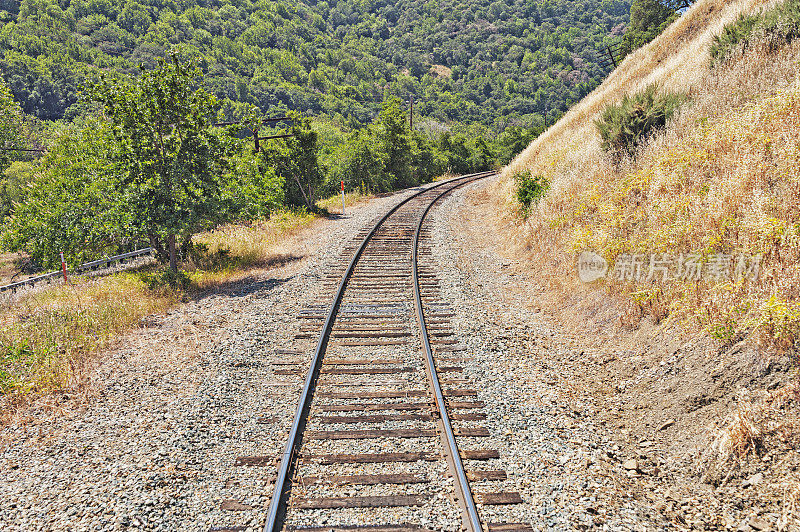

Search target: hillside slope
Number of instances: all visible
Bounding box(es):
[492,0,800,527]
[0,0,630,126]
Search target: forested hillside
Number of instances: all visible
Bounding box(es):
[0,0,630,128]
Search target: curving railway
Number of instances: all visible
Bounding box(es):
[216,173,530,532]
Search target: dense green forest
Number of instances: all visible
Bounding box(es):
[0,0,631,127]
[0,0,701,275]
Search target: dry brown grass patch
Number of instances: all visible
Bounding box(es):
[0,274,177,402]
[0,252,25,286]
[713,382,800,460]
[0,205,325,404]
[317,189,373,214]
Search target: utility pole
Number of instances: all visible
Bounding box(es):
[605,45,618,68]
[409,96,414,131]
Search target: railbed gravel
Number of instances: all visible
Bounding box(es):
[0,184,439,532]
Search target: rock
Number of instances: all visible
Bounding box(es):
[747,517,771,531]
[742,472,764,488]
[657,419,675,431]
[623,459,639,471]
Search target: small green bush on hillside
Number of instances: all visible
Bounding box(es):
[514,172,549,214]
[711,0,800,65]
[595,84,686,160]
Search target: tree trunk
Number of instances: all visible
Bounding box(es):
[149,233,167,263]
[291,173,314,211]
[168,234,177,272]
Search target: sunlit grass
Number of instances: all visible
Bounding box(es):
[500,0,800,350]
[0,185,381,401]
[0,252,24,286]
[317,189,372,214]
[0,274,177,397]
[0,205,322,401]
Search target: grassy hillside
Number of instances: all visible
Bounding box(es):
[500,0,800,480]
[503,0,798,350]
[0,0,630,127]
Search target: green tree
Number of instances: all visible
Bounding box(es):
[624,0,680,49]
[1,162,34,220]
[223,149,284,220]
[261,111,324,210]
[88,53,233,271]
[469,136,496,172]
[330,127,390,193]
[0,82,25,174]
[376,97,413,188]
[1,120,131,269]
[0,83,28,218]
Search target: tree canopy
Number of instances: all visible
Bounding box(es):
[0,0,632,130]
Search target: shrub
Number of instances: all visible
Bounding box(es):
[710,13,761,63]
[514,171,549,213]
[140,267,193,290]
[711,0,800,65]
[595,84,686,160]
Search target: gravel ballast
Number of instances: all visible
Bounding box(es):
[426,177,667,530]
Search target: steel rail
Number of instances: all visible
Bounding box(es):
[263,171,494,531]
[412,174,491,532]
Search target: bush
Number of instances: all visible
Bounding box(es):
[711,0,800,65]
[595,84,686,160]
[140,267,192,290]
[710,13,761,64]
[514,171,549,213]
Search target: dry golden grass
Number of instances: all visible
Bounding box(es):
[0,252,24,286]
[193,209,316,267]
[505,0,779,182]
[499,0,800,349]
[0,274,177,398]
[714,383,800,459]
[0,205,326,401]
[316,189,372,214]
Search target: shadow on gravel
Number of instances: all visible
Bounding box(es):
[215,276,291,299]
[192,254,304,301]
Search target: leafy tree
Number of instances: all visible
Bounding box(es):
[1,162,34,220]
[469,136,496,172]
[330,128,390,193]
[1,119,131,269]
[223,149,284,220]
[495,124,544,165]
[117,1,153,35]
[623,0,680,49]
[0,82,25,174]
[261,111,325,210]
[437,133,472,175]
[87,53,233,271]
[0,82,27,217]
[376,97,413,188]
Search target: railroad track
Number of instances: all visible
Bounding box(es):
[218,173,530,532]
